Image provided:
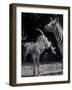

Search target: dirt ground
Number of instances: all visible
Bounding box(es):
[21,62,63,77]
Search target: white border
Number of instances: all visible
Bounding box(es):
[16,6,68,83]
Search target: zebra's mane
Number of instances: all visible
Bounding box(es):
[55,22,63,44]
[56,22,63,34]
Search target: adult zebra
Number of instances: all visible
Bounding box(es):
[44,17,63,56]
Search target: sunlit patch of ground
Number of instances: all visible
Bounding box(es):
[21,63,63,77]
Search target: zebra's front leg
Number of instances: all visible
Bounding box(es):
[48,41,56,54]
[33,58,36,76]
[50,42,56,54]
[37,56,40,76]
[51,46,56,54]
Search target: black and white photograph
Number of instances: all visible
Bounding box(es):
[21,13,63,77]
[9,3,70,86]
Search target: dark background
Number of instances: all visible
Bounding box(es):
[21,12,63,64]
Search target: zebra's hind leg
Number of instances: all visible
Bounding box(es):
[37,63,40,76]
[37,57,40,76]
[33,58,36,76]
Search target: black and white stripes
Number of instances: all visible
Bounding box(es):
[44,18,63,56]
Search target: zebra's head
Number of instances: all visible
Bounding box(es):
[44,17,58,33]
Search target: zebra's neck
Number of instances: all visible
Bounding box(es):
[54,23,63,45]
[56,22,63,34]
[54,23,63,55]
